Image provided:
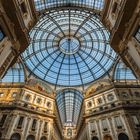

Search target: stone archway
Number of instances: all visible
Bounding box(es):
[103,135,113,140]
[26,135,35,140]
[10,133,21,140]
[118,133,129,140]
[40,136,47,140]
[92,136,99,140]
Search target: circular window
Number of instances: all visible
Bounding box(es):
[107,94,114,101]
[22,8,116,86]
[122,92,129,98]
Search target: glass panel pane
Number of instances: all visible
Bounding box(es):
[33,0,104,11]
[56,89,83,126]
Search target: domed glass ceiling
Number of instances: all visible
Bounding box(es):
[22,8,117,86]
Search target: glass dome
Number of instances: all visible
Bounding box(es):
[22,8,117,87]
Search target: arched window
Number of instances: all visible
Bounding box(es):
[67,128,72,137]
[118,133,129,140]
[112,2,118,14]
[31,119,37,131]
[92,136,98,140]
[10,133,21,140]
[40,136,47,140]
[26,135,35,140]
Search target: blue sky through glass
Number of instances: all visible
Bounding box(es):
[0,63,25,83]
[22,9,117,87]
[114,60,136,80]
[33,0,104,11]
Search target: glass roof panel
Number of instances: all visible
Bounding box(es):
[0,62,25,83]
[56,89,83,125]
[114,60,137,81]
[22,9,117,87]
[33,0,104,12]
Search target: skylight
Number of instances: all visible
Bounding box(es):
[22,8,117,87]
[0,62,25,83]
[33,0,104,12]
[56,89,83,125]
[114,60,137,81]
